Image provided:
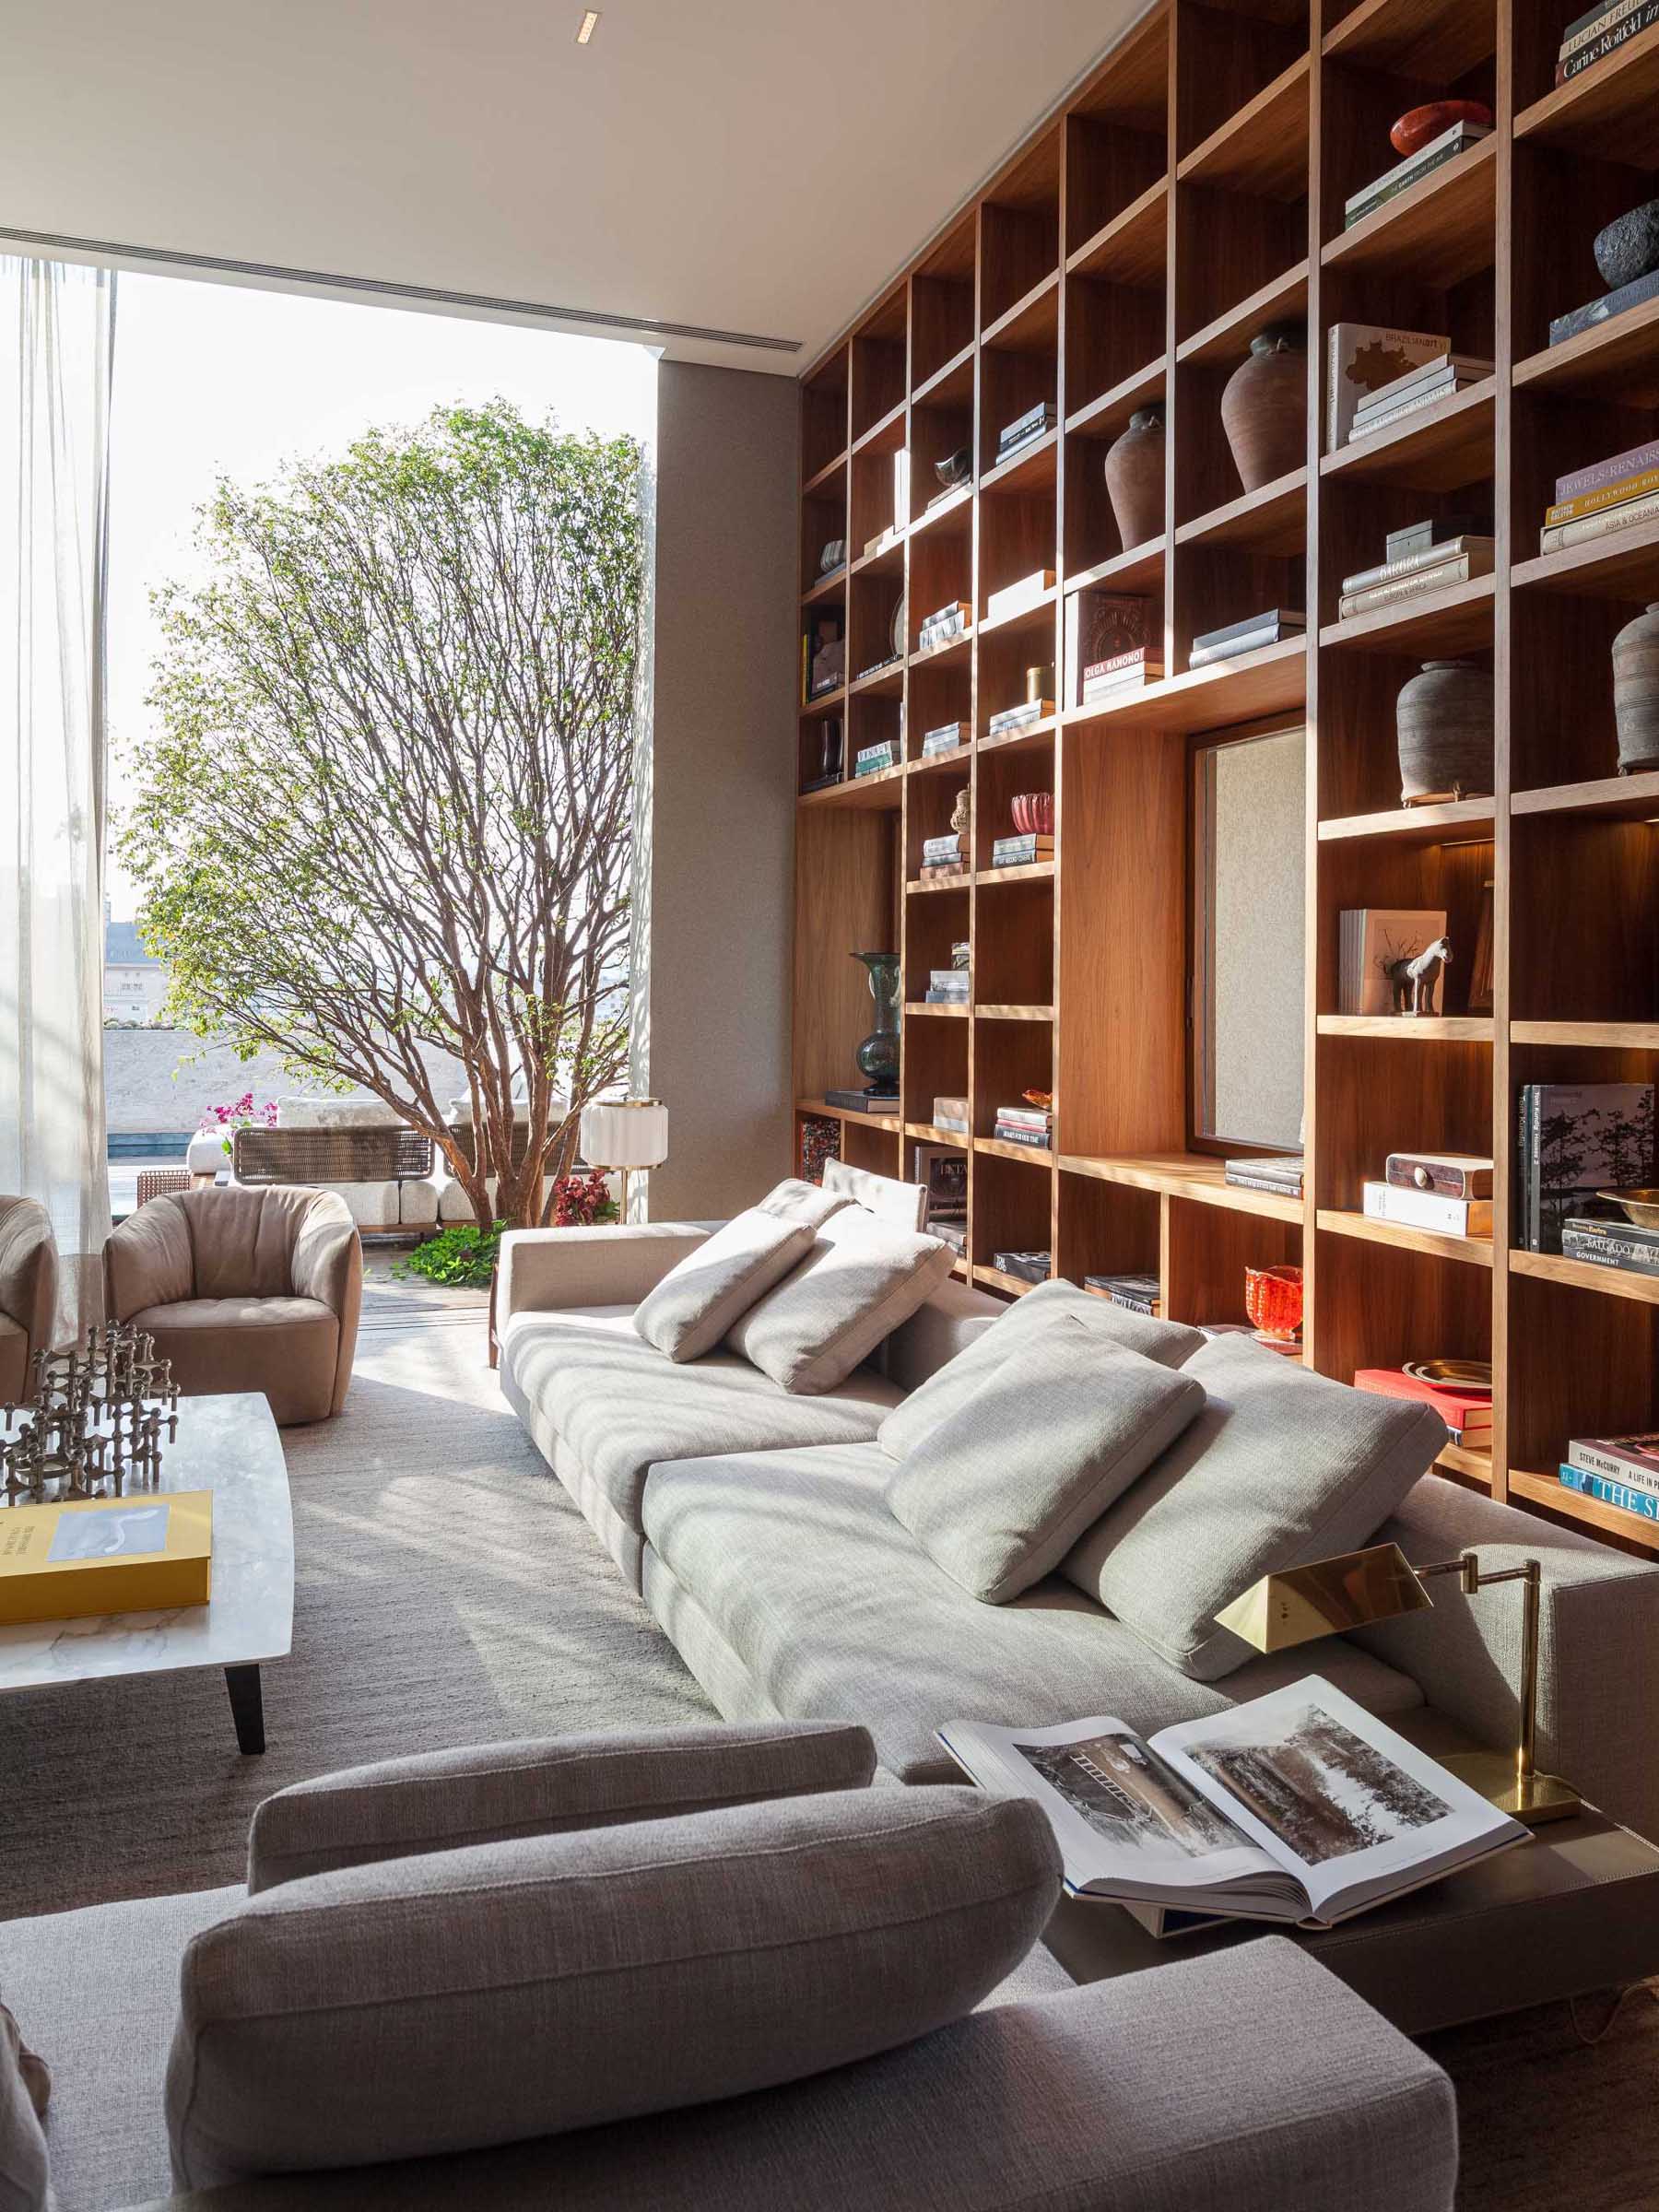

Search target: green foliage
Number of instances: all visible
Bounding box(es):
[398,1220,507,1289]
[119,396,643,1227]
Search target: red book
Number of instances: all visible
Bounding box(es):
[1353,1368,1492,1436]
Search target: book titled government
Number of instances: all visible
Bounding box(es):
[938,1677,1527,1936]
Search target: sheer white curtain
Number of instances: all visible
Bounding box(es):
[0,257,117,1340]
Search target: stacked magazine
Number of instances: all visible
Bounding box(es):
[940,1677,1527,1936]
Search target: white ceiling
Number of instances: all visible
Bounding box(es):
[1,1,1143,376]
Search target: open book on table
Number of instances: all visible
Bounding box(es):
[939,1676,1529,1936]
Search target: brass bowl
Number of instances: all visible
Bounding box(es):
[1598,1188,1659,1229]
[1403,1358,1492,1394]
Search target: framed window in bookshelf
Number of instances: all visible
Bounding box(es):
[1193,724,1307,1151]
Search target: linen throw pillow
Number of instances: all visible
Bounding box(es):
[887,1321,1206,1603]
[877,1277,1206,1460]
[167,1789,1058,2191]
[756,1178,850,1230]
[0,2003,49,2212]
[821,1159,928,1230]
[726,1208,956,1395]
[633,1209,816,1363]
[1060,1335,1448,1681]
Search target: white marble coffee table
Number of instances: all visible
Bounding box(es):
[0,1392,293,1754]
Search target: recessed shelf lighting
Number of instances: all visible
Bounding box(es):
[575,9,600,42]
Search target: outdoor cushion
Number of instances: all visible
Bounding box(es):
[165,1789,1059,2190]
[633,1209,815,1363]
[0,2003,48,2212]
[878,1276,1205,1460]
[821,1159,928,1230]
[887,1323,1206,1603]
[1061,1335,1449,1682]
[246,1723,877,1891]
[132,1297,341,1429]
[726,1208,955,1394]
[500,1310,900,1559]
[756,1179,849,1230]
[641,1442,1423,1784]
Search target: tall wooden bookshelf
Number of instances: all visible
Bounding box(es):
[792,0,1659,1556]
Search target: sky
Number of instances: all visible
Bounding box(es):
[104,271,657,918]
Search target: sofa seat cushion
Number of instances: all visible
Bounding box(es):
[500,1312,901,1549]
[0,1882,241,2212]
[0,1314,25,1406]
[641,1444,1423,1784]
[133,1298,340,1427]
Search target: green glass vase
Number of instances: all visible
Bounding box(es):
[852,951,900,1094]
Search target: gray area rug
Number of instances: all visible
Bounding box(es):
[1,1286,1654,2209]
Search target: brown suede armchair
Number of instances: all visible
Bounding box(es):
[104,1185,362,1426]
[0,1195,58,1403]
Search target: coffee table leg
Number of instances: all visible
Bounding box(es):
[224,1665,265,1755]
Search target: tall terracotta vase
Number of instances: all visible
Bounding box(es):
[1613,603,1659,774]
[1103,406,1165,549]
[1220,323,1307,493]
[1395,660,1494,804]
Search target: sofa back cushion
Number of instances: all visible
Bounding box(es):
[727,1209,957,1394]
[821,1159,928,1230]
[166,1788,1059,2191]
[632,1210,816,1363]
[878,1277,1205,1460]
[1061,1335,1448,1681]
[888,1321,1206,1603]
[756,1179,849,1230]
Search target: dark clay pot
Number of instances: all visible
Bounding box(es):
[1395,659,1494,804]
[1220,323,1307,494]
[1103,406,1165,549]
[1594,199,1659,293]
[1613,603,1659,774]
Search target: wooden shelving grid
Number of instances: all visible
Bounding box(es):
[792,0,1659,1556]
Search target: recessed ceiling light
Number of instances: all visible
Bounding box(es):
[575,9,600,41]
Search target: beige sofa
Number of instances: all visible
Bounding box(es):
[0,1195,57,1401]
[103,1184,362,1425]
[497,1220,1659,1854]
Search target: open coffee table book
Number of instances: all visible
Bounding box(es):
[940,1677,1528,1936]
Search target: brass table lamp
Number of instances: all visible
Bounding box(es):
[1216,1542,1579,1828]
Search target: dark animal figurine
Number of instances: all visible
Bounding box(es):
[1387,935,1451,1017]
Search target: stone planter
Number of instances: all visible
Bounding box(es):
[1613,603,1659,774]
[1103,406,1165,549]
[1395,660,1494,804]
[1220,324,1307,494]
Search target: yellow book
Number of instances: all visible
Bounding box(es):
[0,1490,212,1625]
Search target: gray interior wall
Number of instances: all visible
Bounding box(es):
[629,360,797,1219]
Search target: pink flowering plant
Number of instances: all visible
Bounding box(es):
[200,1091,279,1158]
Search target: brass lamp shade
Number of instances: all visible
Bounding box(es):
[1215,1542,1433,1651]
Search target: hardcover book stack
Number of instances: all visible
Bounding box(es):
[1347,350,1491,441]
[853,738,899,779]
[1362,1152,1493,1239]
[993,1249,1052,1285]
[1189,609,1304,668]
[993,1103,1052,1149]
[994,401,1055,466]
[1343,115,1491,234]
[1084,1272,1162,1317]
[921,719,967,758]
[1561,1210,1659,1277]
[1338,517,1494,621]
[1325,324,1448,450]
[1515,1082,1655,1253]
[986,697,1053,738]
[991,829,1053,869]
[1559,1434,1659,1528]
[920,832,968,877]
[1223,1154,1303,1199]
[1554,0,1659,89]
[932,1094,970,1137]
[1355,1366,1493,1449]
[1537,437,1659,556]
[1065,588,1153,707]
[917,600,971,653]
[924,964,970,1005]
[915,1146,968,1255]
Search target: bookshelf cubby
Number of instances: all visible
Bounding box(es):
[792,0,1659,1553]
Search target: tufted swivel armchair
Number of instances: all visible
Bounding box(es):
[103,1184,361,1425]
[0,1197,58,1404]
